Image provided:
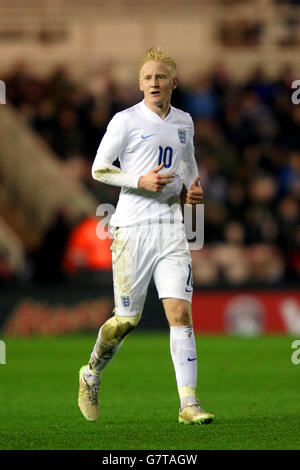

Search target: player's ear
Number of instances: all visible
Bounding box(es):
[139,77,144,92]
[172,77,178,90]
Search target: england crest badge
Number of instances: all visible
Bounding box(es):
[121,296,131,308]
[178,128,188,147]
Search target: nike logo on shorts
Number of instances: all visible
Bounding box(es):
[141,134,155,139]
[187,357,197,362]
[185,287,193,293]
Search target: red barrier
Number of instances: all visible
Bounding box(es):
[192,291,300,335]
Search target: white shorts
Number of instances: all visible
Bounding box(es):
[110,223,193,316]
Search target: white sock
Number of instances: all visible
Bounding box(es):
[88,326,123,373]
[84,365,101,385]
[170,325,198,409]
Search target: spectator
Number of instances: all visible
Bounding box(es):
[62,216,112,275]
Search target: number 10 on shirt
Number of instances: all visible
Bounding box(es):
[158,146,173,168]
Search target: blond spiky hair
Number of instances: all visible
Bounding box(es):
[138,47,177,78]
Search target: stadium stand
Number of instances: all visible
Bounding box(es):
[0,102,100,281]
[0,216,25,282]
[0,0,299,287]
[0,61,299,287]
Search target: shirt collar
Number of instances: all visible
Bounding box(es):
[141,99,172,123]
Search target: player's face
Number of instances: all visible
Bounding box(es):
[139,61,177,110]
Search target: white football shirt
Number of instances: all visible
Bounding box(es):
[92,100,198,227]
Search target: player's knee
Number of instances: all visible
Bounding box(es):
[169,304,192,326]
[101,313,141,347]
[116,313,141,332]
[173,312,191,326]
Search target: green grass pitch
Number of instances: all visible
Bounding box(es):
[0,332,299,450]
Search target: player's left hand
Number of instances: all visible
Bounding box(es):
[186,176,204,205]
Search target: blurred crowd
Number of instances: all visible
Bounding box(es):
[1,60,300,286]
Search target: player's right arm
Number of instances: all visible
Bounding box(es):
[92,113,173,192]
[92,113,140,189]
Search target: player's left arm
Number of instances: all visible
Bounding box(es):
[179,117,203,205]
[186,175,204,204]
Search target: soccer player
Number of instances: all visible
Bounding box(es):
[78,47,214,425]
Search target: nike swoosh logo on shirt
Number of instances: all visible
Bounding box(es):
[141,134,155,139]
[187,357,197,362]
[185,288,193,293]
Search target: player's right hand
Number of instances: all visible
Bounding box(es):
[138,162,174,192]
